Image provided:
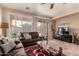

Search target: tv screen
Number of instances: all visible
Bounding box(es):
[57,27,69,35]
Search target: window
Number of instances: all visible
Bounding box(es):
[10,14,48,38]
[16,20,22,27]
[33,17,48,37]
[11,19,32,36]
[12,20,16,26]
[37,22,48,37]
[22,20,32,32]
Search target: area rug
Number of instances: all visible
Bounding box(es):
[24,45,65,56]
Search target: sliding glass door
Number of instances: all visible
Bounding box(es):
[34,17,48,38]
[36,21,48,37]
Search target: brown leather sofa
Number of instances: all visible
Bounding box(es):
[20,32,44,47]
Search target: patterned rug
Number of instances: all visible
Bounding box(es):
[24,45,65,56]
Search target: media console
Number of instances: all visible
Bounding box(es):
[55,35,72,43]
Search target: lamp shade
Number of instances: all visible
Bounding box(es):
[0,22,9,28]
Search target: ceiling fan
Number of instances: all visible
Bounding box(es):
[41,3,55,9]
[41,3,66,9]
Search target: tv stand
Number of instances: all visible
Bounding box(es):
[55,35,72,43]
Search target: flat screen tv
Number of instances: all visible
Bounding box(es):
[57,26,69,35]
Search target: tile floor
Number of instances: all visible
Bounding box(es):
[48,39,79,56]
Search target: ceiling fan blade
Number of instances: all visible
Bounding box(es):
[41,3,46,5]
[50,3,55,9]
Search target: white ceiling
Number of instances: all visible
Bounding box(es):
[1,3,79,18]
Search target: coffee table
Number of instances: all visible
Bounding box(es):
[37,40,59,56]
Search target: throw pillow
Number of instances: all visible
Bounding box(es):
[23,33,31,39]
[0,40,4,44]
[0,41,16,54]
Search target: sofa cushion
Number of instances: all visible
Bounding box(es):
[29,32,39,39]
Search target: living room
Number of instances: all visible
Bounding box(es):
[0,3,79,56]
